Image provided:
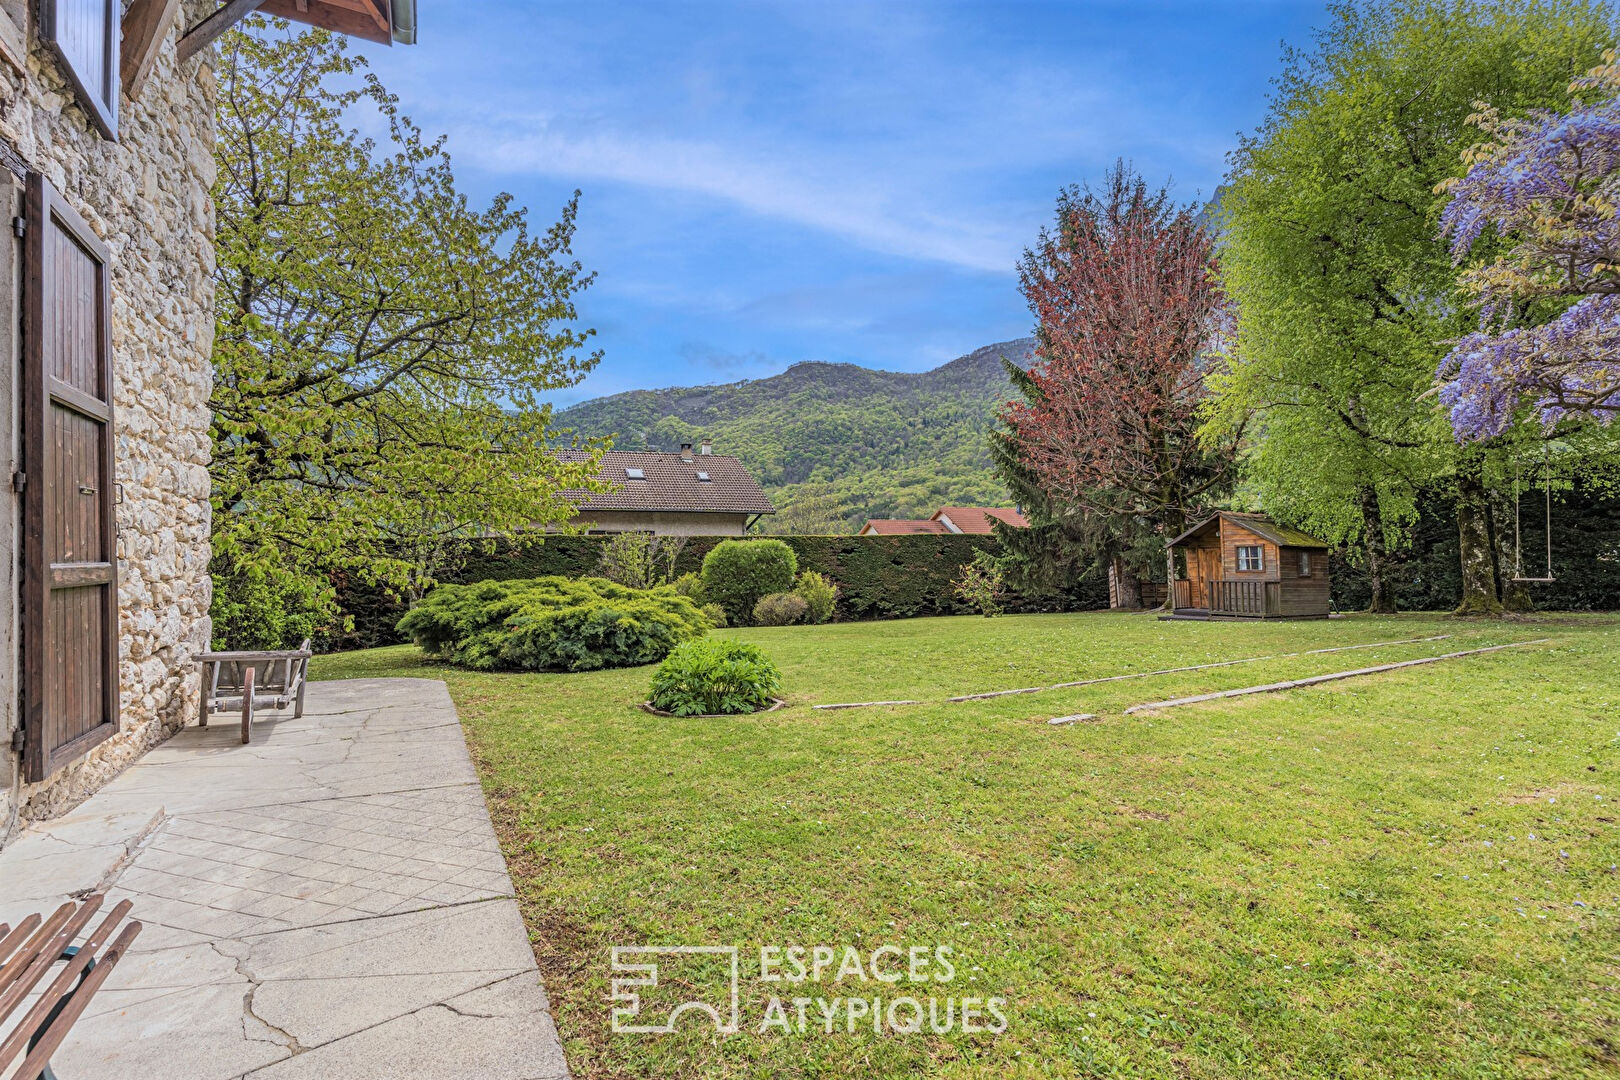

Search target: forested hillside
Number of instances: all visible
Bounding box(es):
[554,339,1035,529]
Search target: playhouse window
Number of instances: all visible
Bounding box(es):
[1298,551,1312,577]
[1237,545,1264,572]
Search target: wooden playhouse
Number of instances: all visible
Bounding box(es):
[1165,513,1331,619]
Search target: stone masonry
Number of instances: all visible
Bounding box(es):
[0,1,216,837]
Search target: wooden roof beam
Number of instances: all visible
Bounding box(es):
[177,0,398,64]
[177,0,267,63]
[121,0,184,100]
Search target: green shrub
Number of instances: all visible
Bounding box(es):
[673,571,706,602]
[596,532,685,589]
[211,558,337,650]
[396,576,710,672]
[700,539,798,625]
[648,639,782,716]
[701,602,728,628]
[952,551,1006,617]
[793,571,838,624]
[753,592,809,626]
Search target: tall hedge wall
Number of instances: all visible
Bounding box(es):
[322,482,1619,651]
[326,534,1110,650]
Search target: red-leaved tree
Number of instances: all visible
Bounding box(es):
[1003,164,1240,601]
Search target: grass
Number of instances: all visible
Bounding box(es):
[311,611,1620,1079]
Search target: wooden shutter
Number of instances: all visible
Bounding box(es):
[41,0,120,139]
[20,173,120,783]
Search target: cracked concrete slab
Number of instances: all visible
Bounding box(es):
[0,678,568,1080]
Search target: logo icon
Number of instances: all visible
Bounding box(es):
[610,946,740,1034]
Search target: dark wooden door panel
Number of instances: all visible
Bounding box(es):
[49,404,106,563]
[47,225,103,395]
[21,173,119,782]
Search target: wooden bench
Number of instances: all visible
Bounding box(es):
[0,895,141,1080]
[196,638,313,744]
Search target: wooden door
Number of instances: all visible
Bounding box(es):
[1191,546,1219,607]
[20,173,119,782]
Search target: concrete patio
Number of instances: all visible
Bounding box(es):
[0,678,568,1080]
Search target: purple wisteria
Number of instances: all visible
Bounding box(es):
[1437,59,1620,440]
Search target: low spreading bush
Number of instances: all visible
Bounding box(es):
[647,638,782,716]
[793,571,838,624]
[753,592,809,626]
[396,576,711,672]
[700,539,798,625]
[701,602,728,627]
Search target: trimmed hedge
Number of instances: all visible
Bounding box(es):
[702,539,798,625]
[328,534,1110,650]
[396,576,710,672]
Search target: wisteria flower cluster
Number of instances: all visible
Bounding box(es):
[1437,51,1620,439]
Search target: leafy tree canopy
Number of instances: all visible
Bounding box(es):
[210,22,606,640]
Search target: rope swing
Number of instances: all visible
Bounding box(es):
[1511,444,1556,584]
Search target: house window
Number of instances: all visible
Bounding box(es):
[624,467,645,480]
[1236,545,1264,572]
[696,471,710,482]
[1298,551,1312,577]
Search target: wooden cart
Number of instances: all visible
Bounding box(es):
[196,639,312,744]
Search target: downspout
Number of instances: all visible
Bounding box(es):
[390,0,417,44]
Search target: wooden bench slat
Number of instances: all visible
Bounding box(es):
[0,896,102,1028]
[4,920,139,1080]
[0,901,128,1068]
[0,905,73,1004]
[0,918,40,973]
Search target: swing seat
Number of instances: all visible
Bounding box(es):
[1510,575,1556,584]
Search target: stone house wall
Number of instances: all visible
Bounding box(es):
[569,510,753,537]
[0,1,215,841]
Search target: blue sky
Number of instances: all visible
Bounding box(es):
[355,1,1330,406]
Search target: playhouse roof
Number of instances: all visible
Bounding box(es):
[1167,512,1330,551]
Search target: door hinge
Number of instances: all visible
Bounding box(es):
[9,728,23,753]
[10,215,22,239]
[10,470,22,493]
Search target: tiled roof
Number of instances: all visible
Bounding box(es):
[560,450,775,515]
[932,507,1028,534]
[858,519,950,535]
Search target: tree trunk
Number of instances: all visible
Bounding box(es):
[1108,556,1143,610]
[1359,485,1395,614]
[1454,453,1503,616]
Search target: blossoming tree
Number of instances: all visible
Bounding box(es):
[1439,51,1620,439]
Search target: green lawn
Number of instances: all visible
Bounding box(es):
[312,612,1620,1079]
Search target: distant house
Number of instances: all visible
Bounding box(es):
[563,442,775,536]
[858,506,1028,536]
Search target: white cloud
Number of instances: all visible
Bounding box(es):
[462,119,1023,274]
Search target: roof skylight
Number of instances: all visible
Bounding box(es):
[696,471,710,482]
[624,467,645,480]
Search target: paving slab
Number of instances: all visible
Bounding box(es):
[0,677,568,1080]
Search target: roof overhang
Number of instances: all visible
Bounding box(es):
[176,0,417,67]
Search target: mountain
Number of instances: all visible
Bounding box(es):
[554,338,1036,530]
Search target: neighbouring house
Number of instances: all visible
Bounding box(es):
[858,505,1028,536]
[1166,512,1331,619]
[0,1,416,842]
[561,442,775,536]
